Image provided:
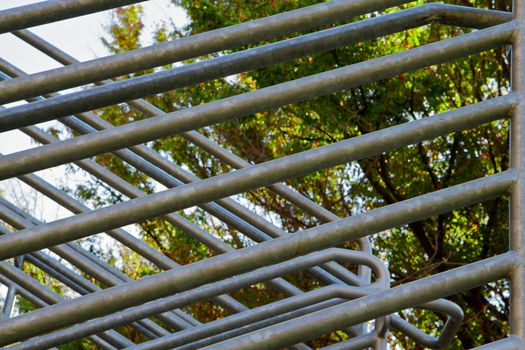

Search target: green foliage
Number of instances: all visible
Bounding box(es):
[69,0,515,347]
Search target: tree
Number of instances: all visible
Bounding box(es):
[72,0,512,348]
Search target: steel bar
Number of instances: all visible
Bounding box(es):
[0,93,515,260]
[0,88,510,344]
[0,225,92,295]
[1,285,16,319]
[0,2,520,348]
[0,113,360,345]
[12,27,365,249]
[7,124,339,299]
[126,288,461,350]
[0,199,315,348]
[0,115,254,314]
[3,128,325,321]
[0,171,514,343]
[13,26,372,264]
[0,0,415,102]
[9,29,371,284]
[5,258,460,349]
[0,259,133,348]
[0,275,118,350]
[0,64,355,290]
[174,301,382,350]
[8,299,336,350]
[0,248,385,345]
[0,0,147,34]
[203,252,518,350]
[57,116,359,286]
[7,262,380,349]
[510,0,525,345]
[0,201,182,338]
[0,22,516,179]
[0,19,516,136]
[0,3,513,104]
[0,202,195,337]
[470,336,524,350]
[138,291,371,350]
[0,53,361,286]
[0,197,200,334]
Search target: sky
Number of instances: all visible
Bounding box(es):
[0,1,189,222]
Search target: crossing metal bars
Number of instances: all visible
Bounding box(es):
[0,0,522,349]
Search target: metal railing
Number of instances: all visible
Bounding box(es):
[0,0,521,349]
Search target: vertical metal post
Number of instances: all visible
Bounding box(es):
[510,0,525,345]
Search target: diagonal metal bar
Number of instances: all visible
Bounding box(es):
[0,21,516,178]
[0,1,521,348]
[470,336,524,350]
[0,93,514,260]
[0,199,189,336]
[0,171,514,344]
[0,19,516,135]
[204,252,518,350]
[7,30,369,284]
[0,274,118,350]
[0,0,147,34]
[0,247,385,345]
[0,0,414,102]
[0,3,513,104]
[0,259,134,348]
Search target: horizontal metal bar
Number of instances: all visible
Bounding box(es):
[8,285,349,350]
[175,302,381,350]
[12,12,372,249]
[469,336,524,350]
[49,116,354,287]
[0,275,117,350]
[0,248,385,345]
[136,287,370,350]
[2,0,413,102]
[0,260,134,348]
[0,201,181,337]
[129,291,461,350]
[204,252,518,350]
[0,262,64,306]
[7,254,460,349]
[0,21,516,178]
[12,123,340,305]
[0,3,512,104]
[0,0,146,34]
[0,225,92,295]
[0,103,337,337]
[0,171,515,344]
[0,93,515,260]
[0,16,516,135]
[10,148,256,312]
[9,29,373,284]
[0,214,462,349]
[320,331,379,350]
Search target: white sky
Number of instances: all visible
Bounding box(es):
[0,0,189,222]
